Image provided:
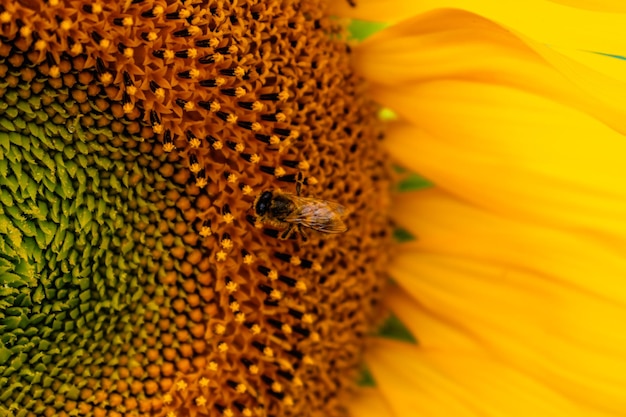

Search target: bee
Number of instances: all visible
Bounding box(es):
[253,189,348,240]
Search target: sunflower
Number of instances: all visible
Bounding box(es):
[336,1,626,416]
[1,1,625,417]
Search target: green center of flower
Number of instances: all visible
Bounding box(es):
[0,1,392,416]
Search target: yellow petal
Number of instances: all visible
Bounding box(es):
[382,86,626,239]
[367,338,613,417]
[355,9,626,132]
[384,284,483,353]
[332,0,626,55]
[392,189,626,302]
[549,0,626,12]
[386,189,626,413]
[346,387,395,417]
[550,47,626,84]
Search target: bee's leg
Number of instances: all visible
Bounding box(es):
[296,171,304,196]
[279,224,295,240]
[298,225,308,242]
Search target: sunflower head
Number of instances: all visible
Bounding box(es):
[0,1,392,416]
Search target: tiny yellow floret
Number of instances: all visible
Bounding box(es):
[225,282,238,293]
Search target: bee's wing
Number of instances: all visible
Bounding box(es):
[284,197,348,233]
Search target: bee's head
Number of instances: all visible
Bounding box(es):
[255,191,273,216]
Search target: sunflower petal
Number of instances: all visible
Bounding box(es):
[550,47,626,84]
[331,1,626,55]
[346,387,396,417]
[384,284,483,352]
[391,189,626,302]
[386,189,626,413]
[382,83,626,237]
[354,9,626,132]
[549,0,626,12]
[382,89,626,239]
[367,338,613,417]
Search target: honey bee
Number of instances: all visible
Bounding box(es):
[253,189,348,240]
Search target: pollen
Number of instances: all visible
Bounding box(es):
[20,25,32,37]
[1,1,391,417]
[59,19,72,30]
[153,123,164,134]
[226,282,238,293]
[34,39,47,50]
[100,72,113,84]
[278,90,290,101]
[209,100,221,112]
[189,137,201,148]
[49,65,60,78]
[188,68,200,79]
